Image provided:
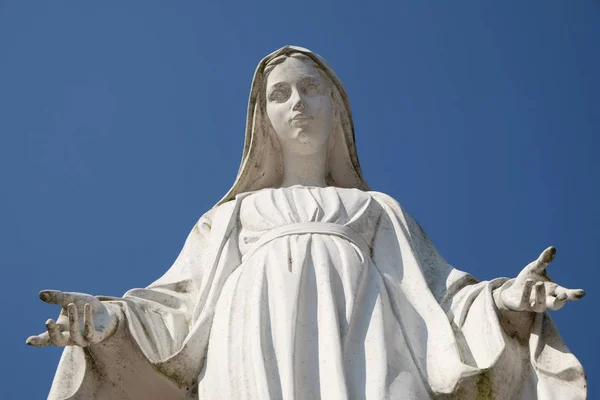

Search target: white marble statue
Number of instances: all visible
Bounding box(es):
[28,46,586,399]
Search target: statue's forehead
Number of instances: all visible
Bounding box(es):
[266,58,322,86]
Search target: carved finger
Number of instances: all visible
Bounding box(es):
[39,290,88,308]
[26,332,51,347]
[83,303,98,343]
[553,285,585,302]
[519,279,535,309]
[39,290,67,306]
[530,246,556,274]
[547,293,568,311]
[565,288,586,301]
[531,282,546,312]
[46,319,69,346]
[67,303,86,346]
[544,281,558,296]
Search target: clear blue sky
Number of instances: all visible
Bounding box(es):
[1,1,598,398]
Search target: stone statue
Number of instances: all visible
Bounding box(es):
[27,46,586,399]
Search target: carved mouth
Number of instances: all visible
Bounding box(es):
[291,115,313,122]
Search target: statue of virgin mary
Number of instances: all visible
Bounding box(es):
[28,46,586,399]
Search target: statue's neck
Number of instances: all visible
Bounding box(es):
[280,148,328,188]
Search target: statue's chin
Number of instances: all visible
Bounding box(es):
[284,129,329,153]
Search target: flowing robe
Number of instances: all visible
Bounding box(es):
[48,188,586,399]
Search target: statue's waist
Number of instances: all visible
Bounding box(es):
[241,222,370,262]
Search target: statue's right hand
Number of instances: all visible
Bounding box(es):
[26,290,120,348]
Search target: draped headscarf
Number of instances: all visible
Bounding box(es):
[218,46,369,205]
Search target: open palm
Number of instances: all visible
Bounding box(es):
[26,290,119,348]
[499,246,585,313]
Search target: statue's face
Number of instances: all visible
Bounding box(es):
[266,57,334,156]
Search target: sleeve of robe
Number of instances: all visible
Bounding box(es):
[47,209,218,400]
[371,192,586,399]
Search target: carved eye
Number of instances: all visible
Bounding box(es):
[304,83,320,96]
[268,86,290,103]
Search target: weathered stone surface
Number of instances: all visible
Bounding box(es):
[29,46,586,399]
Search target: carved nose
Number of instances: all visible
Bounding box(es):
[292,98,306,112]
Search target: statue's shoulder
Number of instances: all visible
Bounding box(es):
[367,191,422,231]
[368,191,406,212]
[201,199,237,225]
[198,192,254,233]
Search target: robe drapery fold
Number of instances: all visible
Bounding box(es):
[48,190,586,399]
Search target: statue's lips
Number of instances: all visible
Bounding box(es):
[291,115,314,123]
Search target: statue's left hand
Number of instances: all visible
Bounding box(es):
[495,246,585,313]
[26,290,120,348]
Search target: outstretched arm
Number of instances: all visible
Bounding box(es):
[371,192,586,398]
[25,211,216,400]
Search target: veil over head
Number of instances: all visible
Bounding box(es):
[218,46,370,205]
